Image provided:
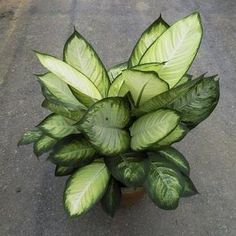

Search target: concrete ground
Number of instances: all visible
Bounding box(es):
[0,0,236,235]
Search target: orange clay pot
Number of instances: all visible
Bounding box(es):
[120,187,145,207]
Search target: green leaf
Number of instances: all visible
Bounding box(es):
[64,30,110,97]
[144,153,184,210]
[39,82,67,107]
[38,114,79,139]
[123,69,169,106]
[140,12,203,88]
[36,72,85,109]
[101,178,121,217]
[133,75,203,116]
[105,153,149,187]
[128,15,169,67]
[108,62,128,82]
[33,134,57,157]
[49,135,96,167]
[18,128,43,146]
[170,75,220,128]
[130,109,180,151]
[158,147,190,175]
[42,99,86,121]
[64,161,110,217]
[55,165,76,176]
[151,123,188,148]
[182,174,198,197]
[35,52,102,103]
[78,97,130,156]
[108,73,129,97]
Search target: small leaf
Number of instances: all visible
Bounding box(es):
[64,30,110,97]
[18,129,43,146]
[108,62,128,82]
[182,174,199,197]
[49,135,96,167]
[170,75,220,128]
[105,153,149,187]
[151,123,188,148]
[133,75,203,116]
[36,72,84,108]
[130,109,180,151]
[131,62,163,74]
[42,99,86,121]
[64,161,110,217]
[69,87,98,107]
[101,178,121,217]
[108,73,129,97]
[33,135,57,157]
[158,147,190,175]
[55,165,76,176]
[35,52,102,103]
[144,153,184,210]
[140,12,203,88]
[175,74,192,87]
[123,70,169,106]
[78,97,130,156]
[38,114,79,139]
[128,15,169,67]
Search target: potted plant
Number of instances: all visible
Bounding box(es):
[19,12,219,218]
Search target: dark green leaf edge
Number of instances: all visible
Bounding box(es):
[128,14,170,67]
[63,28,110,97]
[138,12,203,88]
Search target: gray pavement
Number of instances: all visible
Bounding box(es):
[0,0,236,235]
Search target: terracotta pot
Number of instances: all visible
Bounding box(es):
[120,187,145,207]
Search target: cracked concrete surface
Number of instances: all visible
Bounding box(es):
[0,0,236,235]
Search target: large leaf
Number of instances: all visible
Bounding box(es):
[123,70,169,106]
[158,147,190,175]
[64,30,110,97]
[78,97,130,156]
[108,73,129,97]
[128,15,169,67]
[42,100,86,121]
[144,153,184,209]
[33,134,57,157]
[36,72,84,108]
[49,135,96,167]
[18,128,43,146]
[130,109,180,151]
[38,114,79,139]
[151,123,188,149]
[133,75,203,116]
[140,12,203,88]
[182,174,199,197]
[170,76,220,127]
[108,62,128,82]
[101,178,121,217]
[64,161,110,217]
[35,52,102,102]
[105,153,149,187]
[55,165,76,176]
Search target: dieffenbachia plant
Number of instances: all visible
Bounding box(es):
[19,12,219,217]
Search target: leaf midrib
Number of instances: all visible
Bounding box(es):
[69,164,107,211]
